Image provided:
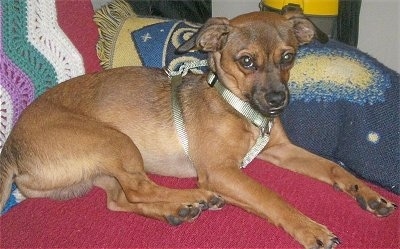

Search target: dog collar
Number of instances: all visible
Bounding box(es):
[207,72,274,168]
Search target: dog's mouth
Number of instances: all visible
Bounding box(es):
[251,104,286,118]
[265,108,285,117]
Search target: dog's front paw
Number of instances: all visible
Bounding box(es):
[355,193,397,217]
[292,220,340,249]
[339,183,397,217]
[308,237,340,249]
[301,231,340,249]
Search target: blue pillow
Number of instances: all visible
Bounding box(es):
[281,40,399,194]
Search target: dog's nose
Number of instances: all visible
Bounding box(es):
[266,91,286,108]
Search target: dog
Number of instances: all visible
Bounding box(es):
[0,6,396,249]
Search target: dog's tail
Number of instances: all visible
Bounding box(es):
[0,142,18,214]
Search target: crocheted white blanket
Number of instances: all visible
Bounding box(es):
[0,0,85,214]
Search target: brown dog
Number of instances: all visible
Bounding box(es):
[0,7,396,249]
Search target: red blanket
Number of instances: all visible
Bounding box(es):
[1,160,399,248]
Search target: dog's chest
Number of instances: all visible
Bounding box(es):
[142,150,197,178]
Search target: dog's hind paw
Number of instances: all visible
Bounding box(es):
[166,204,202,226]
[166,195,225,226]
[206,195,225,210]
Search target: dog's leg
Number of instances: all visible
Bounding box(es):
[94,176,223,225]
[10,111,222,225]
[95,132,224,225]
[198,166,340,249]
[258,119,396,217]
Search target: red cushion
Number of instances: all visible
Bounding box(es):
[1,159,398,248]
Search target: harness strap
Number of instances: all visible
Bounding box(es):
[166,62,274,168]
[207,73,274,168]
[170,74,192,160]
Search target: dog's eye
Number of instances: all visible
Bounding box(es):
[239,56,256,70]
[281,52,295,65]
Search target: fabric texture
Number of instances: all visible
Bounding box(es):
[1,160,399,248]
[94,0,206,71]
[281,41,400,194]
[0,0,100,214]
[94,0,399,194]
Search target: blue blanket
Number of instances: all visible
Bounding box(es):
[281,40,399,194]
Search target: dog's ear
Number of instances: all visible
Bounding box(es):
[176,17,230,53]
[281,4,329,44]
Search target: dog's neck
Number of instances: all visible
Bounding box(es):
[206,72,273,133]
[206,72,274,167]
[169,70,274,168]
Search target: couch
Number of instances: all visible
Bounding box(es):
[1,0,399,248]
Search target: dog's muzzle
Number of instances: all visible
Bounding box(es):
[251,85,290,117]
[266,89,290,116]
[266,91,287,108]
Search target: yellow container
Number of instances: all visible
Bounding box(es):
[260,0,339,38]
[261,0,338,16]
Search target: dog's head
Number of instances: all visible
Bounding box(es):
[177,7,328,117]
